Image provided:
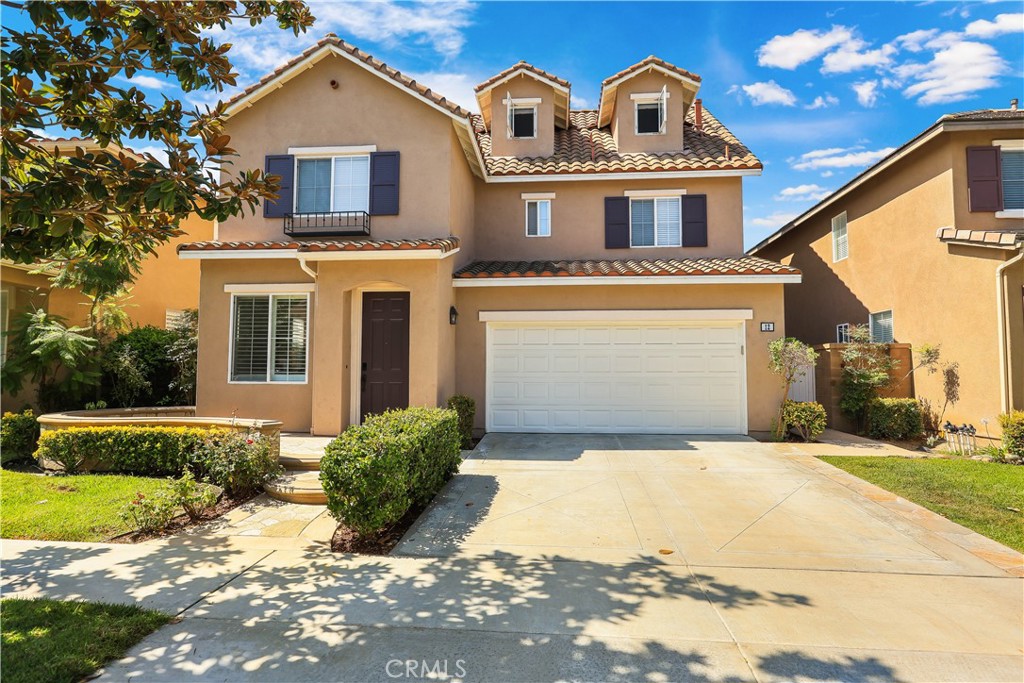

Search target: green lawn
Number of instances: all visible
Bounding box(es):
[1,470,172,542]
[1,598,171,683]
[820,456,1024,552]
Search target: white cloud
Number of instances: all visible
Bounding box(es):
[749,211,799,228]
[405,71,479,112]
[964,13,1024,38]
[852,80,880,107]
[128,144,169,166]
[821,40,897,73]
[790,146,896,171]
[123,74,171,90]
[894,29,940,52]
[757,25,853,69]
[570,94,590,109]
[775,184,833,201]
[899,40,1008,105]
[821,170,835,178]
[805,94,840,109]
[739,80,798,106]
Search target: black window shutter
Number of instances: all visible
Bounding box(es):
[369,151,400,216]
[966,146,1003,212]
[605,197,630,248]
[681,194,708,247]
[263,155,294,218]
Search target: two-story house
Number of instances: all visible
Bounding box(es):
[750,107,1024,441]
[181,35,801,436]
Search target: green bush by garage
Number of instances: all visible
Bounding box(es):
[320,407,462,538]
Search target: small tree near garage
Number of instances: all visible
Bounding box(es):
[768,338,819,440]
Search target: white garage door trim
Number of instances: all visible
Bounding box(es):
[485,312,748,435]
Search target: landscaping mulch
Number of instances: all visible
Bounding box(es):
[109,491,259,544]
[330,503,427,555]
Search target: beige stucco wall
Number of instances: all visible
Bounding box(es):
[195,256,456,434]
[757,130,1024,436]
[473,176,745,260]
[453,283,787,434]
[487,74,556,158]
[612,71,692,154]
[219,55,463,243]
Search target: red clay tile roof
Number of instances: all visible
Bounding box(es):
[601,55,701,86]
[223,34,472,118]
[455,256,798,278]
[936,227,1024,247]
[178,237,460,253]
[472,107,759,176]
[475,60,571,92]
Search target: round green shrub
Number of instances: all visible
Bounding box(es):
[782,400,827,442]
[999,411,1024,457]
[1,410,39,465]
[865,398,924,441]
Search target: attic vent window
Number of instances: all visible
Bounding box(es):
[633,86,668,135]
[506,92,538,139]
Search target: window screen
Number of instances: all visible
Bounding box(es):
[512,106,535,138]
[870,310,894,343]
[296,159,331,213]
[526,200,551,236]
[631,197,680,246]
[636,102,661,134]
[631,199,655,246]
[1001,149,1024,210]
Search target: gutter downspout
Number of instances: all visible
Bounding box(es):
[996,245,1024,413]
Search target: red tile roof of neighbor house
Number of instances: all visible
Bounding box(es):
[474,60,571,92]
[601,55,702,86]
[177,237,460,253]
[935,227,1024,247]
[454,256,799,278]
[472,108,760,176]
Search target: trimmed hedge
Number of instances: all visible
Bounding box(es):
[34,426,217,475]
[446,395,476,449]
[1,410,39,465]
[865,398,924,440]
[320,407,461,538]
[782,400,827,442]
[1000,411,1024,457]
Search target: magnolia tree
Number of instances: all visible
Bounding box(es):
[768,337,819,440]
[1,0,315,285]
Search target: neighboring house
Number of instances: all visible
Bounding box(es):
[1,138,214,409]
[181,34,801,436]
[750,106,1024,439]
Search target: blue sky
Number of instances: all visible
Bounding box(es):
[6,1,1023,249]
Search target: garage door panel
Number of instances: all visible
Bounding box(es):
[488,320,746,434]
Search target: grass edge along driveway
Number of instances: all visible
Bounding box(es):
[1,470,171,542]
[819,455,1024,553]
[1,598,172,683]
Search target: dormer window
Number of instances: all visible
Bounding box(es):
[506,93,540,139]
[632,87,668,135]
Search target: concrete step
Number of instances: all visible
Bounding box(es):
[264,470,328,505]
[278,453,323,471]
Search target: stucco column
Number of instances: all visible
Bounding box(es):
[309,265,348,436]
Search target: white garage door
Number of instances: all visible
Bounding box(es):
[486,320,747,434]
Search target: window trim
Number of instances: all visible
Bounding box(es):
[831,211,849,263]
[292,153,371,215]
[995,139,1024,218]
[524,198,551,237]
[629,196,682,248]
[509,104,538,140]
[228,292,311,385]
[869,310,894,344]
[633,86,668,136]
[836,322,850,344]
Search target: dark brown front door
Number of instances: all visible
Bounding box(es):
[360,292,410,419]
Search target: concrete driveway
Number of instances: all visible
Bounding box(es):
[10,433,1020,682]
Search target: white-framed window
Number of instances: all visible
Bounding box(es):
[294,154,370,214]
[505,93,538,139]
[630,196,681,247]
[1000,146,1024,212]
[525,199,551,237]
[230,294,309,383]
[836,323,850,344]
[831,211,848,262]
[633,86,668,135]
[869,310,893,344]
[0,289,8,367]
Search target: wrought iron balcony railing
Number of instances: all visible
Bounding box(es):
[283,211,371,237]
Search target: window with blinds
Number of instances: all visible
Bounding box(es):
[231,295,308,382]
[630,197,681,247]
[831,211,848,262]
[1001,149,1024,210]
[869,310,894,344]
